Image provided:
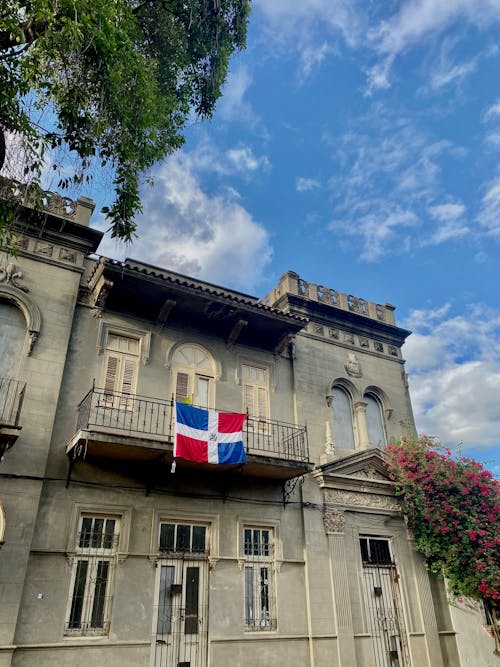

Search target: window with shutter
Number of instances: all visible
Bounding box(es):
[175,372,190,403]
[171,345,215,408]
[101,334,139,408]
[241,365,269,423]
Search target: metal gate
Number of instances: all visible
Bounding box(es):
[361,563,411,667]
[152,556,209,667]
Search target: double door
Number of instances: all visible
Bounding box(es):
[152,557,208,667]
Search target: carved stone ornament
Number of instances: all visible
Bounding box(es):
[323,507,345,534]
[0,262,28,292]
[345,352,362,377]
[355,466,387,481]
[325,489,401,511]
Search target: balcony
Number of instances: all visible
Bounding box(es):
[0,378,26,457]
[66,388,312,480]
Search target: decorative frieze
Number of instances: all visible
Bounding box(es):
[34,241,54,257]
[324,489,401,511]
[304,318,401,359]
[59,248,77,263]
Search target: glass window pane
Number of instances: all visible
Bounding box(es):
[244,529,252,555]
[365,394,386,449]
[245,566,254,626]
[159,524,175,552]
[103,520,116,549]
[91,518,104,548]
[157,565,175,635]
[262,530,270,556]
[176,524,191,552]
[80,518,92,548]
[69,560,88,629]
[332,387,355,449]
[184,567,200,635]
[90,561,109,628]
[192,526,206,553]
[197,376,209,408]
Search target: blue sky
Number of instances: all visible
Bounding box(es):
[40,2,500,472]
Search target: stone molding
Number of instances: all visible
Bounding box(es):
[324,488,401,511]
[0,283,42,355]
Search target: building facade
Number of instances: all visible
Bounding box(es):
[0,183,496,666]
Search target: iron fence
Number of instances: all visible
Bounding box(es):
[75,387,309,463]
[0,377,26,427]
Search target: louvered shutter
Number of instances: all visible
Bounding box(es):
[257,387,268,420]
[175,372,190,403]
[119,357,137,408]
[243,383,255,417]
[103,355,119,395]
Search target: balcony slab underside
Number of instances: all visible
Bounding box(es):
[0,425,22,448]
[67,429,312,480]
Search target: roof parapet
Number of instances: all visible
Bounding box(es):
[0,177,95,226]
[262,270,397,326]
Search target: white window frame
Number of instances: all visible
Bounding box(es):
[100,332,141,409]
[64,514,120,636]
[241,364,270,424]
[171,344,216,408]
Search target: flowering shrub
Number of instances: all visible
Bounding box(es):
[385,435,500,604]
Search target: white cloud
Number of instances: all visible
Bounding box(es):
[403,303,500,449]
[326,110,469,260]
[97,149,273,293]
[425,201,470,244]
[298,42,336,83]
[217,65,257,125]
[484,98,500,120]
[296,177,321,192]
[226,146,270,174]
[369,0,500,59]
[253,0,363,49]
[477,176,500,236]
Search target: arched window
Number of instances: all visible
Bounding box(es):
[364,393,386,449]
[331,386,355,450]
[0,299,26,378]
[171,345,215,408]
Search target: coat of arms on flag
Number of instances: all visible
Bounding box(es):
[174,402,247,465]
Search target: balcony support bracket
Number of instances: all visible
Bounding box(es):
[282,475,304,507]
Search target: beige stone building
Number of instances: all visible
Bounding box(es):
[0,181,497,666]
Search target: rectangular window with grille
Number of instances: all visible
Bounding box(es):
[243,527,276,631]
[360,537,393,565]
[159,523,207,555]
[65,515,119,635]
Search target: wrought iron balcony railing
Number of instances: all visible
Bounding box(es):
[0,378,26,428]
[75,387,309,464]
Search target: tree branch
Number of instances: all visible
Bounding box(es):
[0,18,48,52]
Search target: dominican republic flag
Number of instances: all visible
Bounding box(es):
[174,402,247,465]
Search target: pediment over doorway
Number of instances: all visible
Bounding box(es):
[316,448,392,483]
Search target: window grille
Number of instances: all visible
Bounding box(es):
[243,528,277,631]
[360,537,393,565]
[65,516,119,635]
[159,523,207,555]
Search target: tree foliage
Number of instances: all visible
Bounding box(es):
[0,0,250,240]
[386,435,500,606]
